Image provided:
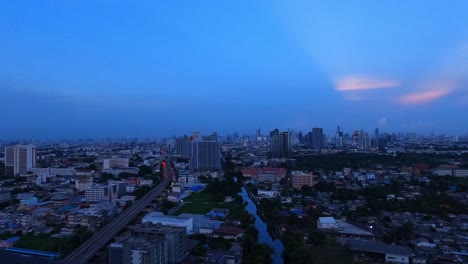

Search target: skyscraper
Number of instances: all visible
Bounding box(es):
[298,131,305,144]
[357,130,370,150]
[309,128,324,150]
[255,128,262,141]
[189,133,220,171]
[269,129,291,158]
[335,126,343,148]
[175,135,190,157]
[4,145,37,177]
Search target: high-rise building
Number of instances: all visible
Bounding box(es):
[407,133,417,141]
[298,132,305,144]
[131,222,187,264]
[269,129,291,158]
[309,128,324,150]
[202,132,218,141]
[357,130,370,150]
[4,145,37,177]
[106,236,168,264]
[175,136,190,157]
[255,128,262,141]
[335,126,344,148]
[189,133,220,171]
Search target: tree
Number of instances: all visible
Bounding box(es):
[308,229,326,246]
[118,172,138,179]
[283,231,304,263]
[134,185,152,199]
[300,185,314,196]
[138,165,153,176]
[125,200,133,209]
[245,244,273,264]
[397,222,414,240]
[100,172,114,181]
[291,246,315,264]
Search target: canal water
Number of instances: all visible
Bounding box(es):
[240,187,285,264]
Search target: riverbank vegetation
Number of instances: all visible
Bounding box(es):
[179,154,273,262]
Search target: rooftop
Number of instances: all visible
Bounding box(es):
[345,239,414,256]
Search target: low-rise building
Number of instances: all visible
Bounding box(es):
[257,167,287,183]
[85,184,119,203]
[51,196,71,208]
[103,158,130,170]
[317,217,337,229]
[142,212,193,234]
[20,197,38,207]
[0,191,12,203]
[292,171,315,189]
[213,224,245,240]
[75,176,93,191]
[343,239,414,264]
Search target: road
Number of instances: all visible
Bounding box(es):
[61,158,174,264]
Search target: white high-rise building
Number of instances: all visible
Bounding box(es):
[5,145,37,177]
[189,132,220,172]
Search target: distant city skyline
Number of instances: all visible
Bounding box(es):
[1,1,468,139]
[0,126,465,142]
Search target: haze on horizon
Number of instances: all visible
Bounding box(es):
[1,1,468,140]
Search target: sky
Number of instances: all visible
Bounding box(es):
[1,0,468,139]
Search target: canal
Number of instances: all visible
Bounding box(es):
[240,187,285,264]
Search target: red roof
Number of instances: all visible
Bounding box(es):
[261,167,286,174]
[214,225,245,236]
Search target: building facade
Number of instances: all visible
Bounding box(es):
[107,237,168,264]
[189,133,220,171]
[132,222,187,264]
[85,184,119,203]
[175,136,190,157]
[257,167,287,183]
[4,145,37,177]
[309,128,324,150]
[75,176,94,191]
[292,171,315,189]
[103,158,130,170]
[269,129,291,158]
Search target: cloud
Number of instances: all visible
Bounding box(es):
[378,117,388,126]
[335,76,400,91]
[459,43,468,53]
[398,82,452,105]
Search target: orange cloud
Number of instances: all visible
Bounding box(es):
[336,76,400,91]
[398,88,451,105]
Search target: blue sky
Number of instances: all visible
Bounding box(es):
[1,1,468,139]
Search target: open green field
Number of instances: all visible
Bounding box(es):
[174,191,220,215]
